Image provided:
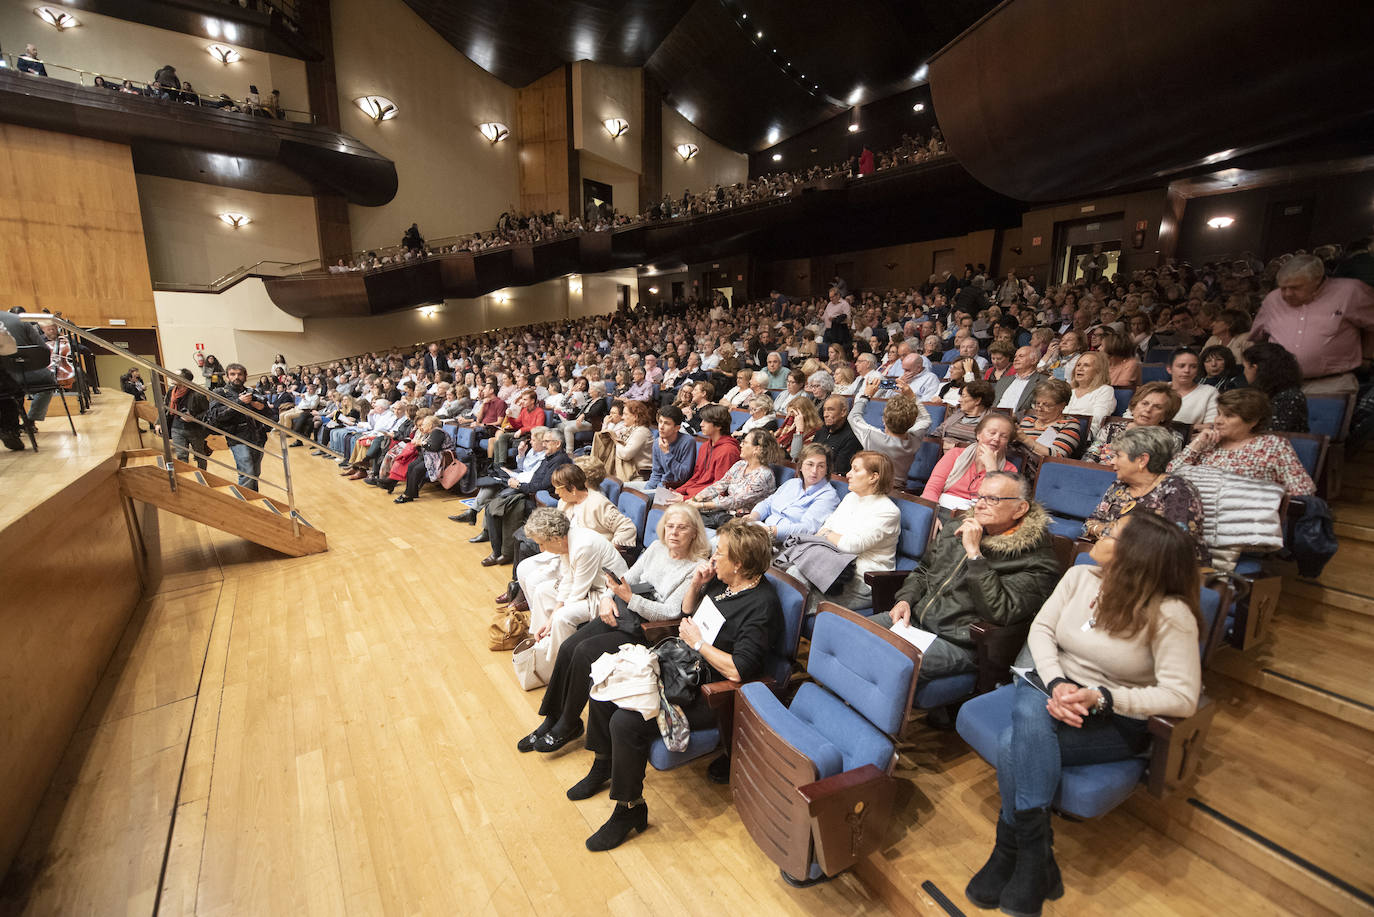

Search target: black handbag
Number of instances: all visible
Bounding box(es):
[652,636,706,705]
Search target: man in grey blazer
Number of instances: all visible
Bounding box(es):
[992,346,1049,417]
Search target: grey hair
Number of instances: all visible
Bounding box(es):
[1112,424,1179,474]
[750,395,774,413]
[1276,253,1324,284]
[766,350,782,362]
[524,507,571,541]
[809,370,835,396]
[984,470,1032,502]
[589,381,607,396]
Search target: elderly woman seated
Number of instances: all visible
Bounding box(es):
[569,520,782,851]
[517,503,711,755]
[935,380,995,453]
[591,398,653,481]
[1168,389,1314,496]
[965,511,1202,916]
[520,507,629,687]
[733,395,779,438]
[923,413,1019,512]
[747,443,841,541]
[682,428,783,527]
[1081,381,1184,464]
[1083,425,1208,564]
[1013,378,1081,459]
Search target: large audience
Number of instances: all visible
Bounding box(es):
[11,235,1368,906]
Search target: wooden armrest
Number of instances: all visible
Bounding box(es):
[968,619,1032,694]
[701,676,775,709]
[641,619,681,644]
[797,763,910,877]
[863,570,911,615]
[1145,695,1216,797]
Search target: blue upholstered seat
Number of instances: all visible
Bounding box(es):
[730,409,750,432]
[599,476,622,505]
[1139,363,1168,383]
[924,403,947,428]
[643,507,665,546]
[862,398,886,429]
[1033,459,1115,539]
[1305,395,1349,440]
[616,489,649,545]
[905,438,943,492]
[535,490,557,507]
[956,684,1147,819]
[1112,388,1135,416]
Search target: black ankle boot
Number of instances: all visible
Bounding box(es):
[585,801,648,851]
[999,807,1060,917]
[965,816,1017,909]
[567,757,612,800]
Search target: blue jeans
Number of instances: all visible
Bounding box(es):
[230,442,263,491]
[27,389,54,422]
[995,678,1149,821]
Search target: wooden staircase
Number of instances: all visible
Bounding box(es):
[118,449,327,557]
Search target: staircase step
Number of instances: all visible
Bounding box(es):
[123,453,160,468]
[214,484,247,502]
[258,499,282,515]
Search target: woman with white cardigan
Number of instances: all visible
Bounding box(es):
[1064,351,1116,437]
[786,450,900,615]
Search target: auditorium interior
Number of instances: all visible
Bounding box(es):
[2,0,1373,914]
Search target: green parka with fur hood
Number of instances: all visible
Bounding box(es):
[893,503,1061,649]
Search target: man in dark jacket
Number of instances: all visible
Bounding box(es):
[477,430,573,564]
[206,362,274,491]
[813,395,862,474]
[871,471,1060,685]
[0,310,54,450]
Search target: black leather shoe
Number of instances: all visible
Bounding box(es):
[1,429,22,451]
[567,758,612,800]
[449,509,477,525]
[586,802,648,851]
[469,531,490,544]
[364,476,379,486]
[706,753,731,785]
[535,721,583,754]
[394,495,413,504]
[516,728,547,753]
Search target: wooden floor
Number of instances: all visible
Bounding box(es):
[2,401,1371,916]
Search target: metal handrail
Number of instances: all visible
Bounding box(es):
[17,315,345,537]
[151,258,322,293]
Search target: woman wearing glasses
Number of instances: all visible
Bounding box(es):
[1083,425,1208,564]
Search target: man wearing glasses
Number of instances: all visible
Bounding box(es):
[869,472,1060,687]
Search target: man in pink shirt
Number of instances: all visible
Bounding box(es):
[1251,254,1374,394]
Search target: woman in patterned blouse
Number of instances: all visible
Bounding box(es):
[1168,389,1315,496]
[1241,342,1309,434]
[1082,382,1184,464]
[1084,425,1209,564]
[1014,378,1082,458]
[689,428,783,524]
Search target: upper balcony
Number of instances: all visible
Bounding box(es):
[0,65,396,206]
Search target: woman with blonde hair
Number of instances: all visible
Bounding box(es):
[516,502,712,755]
[1065,351,1115,436]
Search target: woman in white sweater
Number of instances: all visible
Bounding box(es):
[965,510,1202,916]
[1064,351,1116,437]
[787,450,901,615]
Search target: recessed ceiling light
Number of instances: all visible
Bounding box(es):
[741,12,747,19]
[756,30,763,38]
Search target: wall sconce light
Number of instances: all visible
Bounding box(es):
[218,212,251,228]
[847,123,859,133]
[419,305,437,317]
[675,143,700,161]
[912,102,926,113]
[34,6,79,29]
[355,95,398,121]
[648,286,659,295]
[603,118,630,139]
[1207,216,1236,229]
[493,292,510,304]
[479,122,510,143]
[207,44,241,63]
[771,153,782,162]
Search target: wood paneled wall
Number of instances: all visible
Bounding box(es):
[0,405,147,878]
[517,66,573,217]
[0,124,157,328]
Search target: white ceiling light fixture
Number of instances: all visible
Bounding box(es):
[675,143,700,161]
[207,44,241,63]
[603,118,629,138]
[478,121,510,143]
[912,102,926,113]
[217,212,251,228]
[355,95,398,121]
[34,6,78,29]
[771,153,782,162]
[648,286,659,295]
[847,123,859,133]
[1207,216,1236,229]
